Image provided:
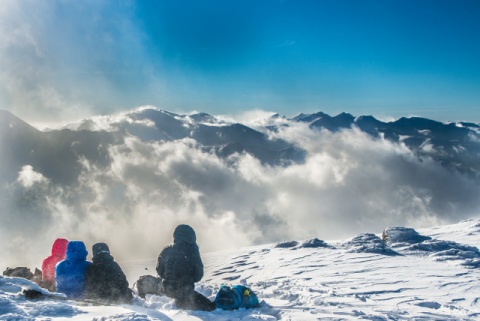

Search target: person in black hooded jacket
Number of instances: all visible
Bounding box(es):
[84,242,133,304]
[156,224,216,311]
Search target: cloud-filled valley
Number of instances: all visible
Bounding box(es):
[1,107,479,269]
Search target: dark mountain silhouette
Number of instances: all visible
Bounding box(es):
[120,109,305,165]
[310,112,355,132]
[0,110,42,182]
[1,108,479,188]
[0,109,306,186]
[0,110,119,185]
[290,112,480,177]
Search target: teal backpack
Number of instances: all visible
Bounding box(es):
[214,285,259,310]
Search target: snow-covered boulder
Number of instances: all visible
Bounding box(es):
[274,240,299,249]
[382,226,480,268]
[344,233,399,256]
[297,238,333,249]
[382,227,431,246]
[405,239,480,267]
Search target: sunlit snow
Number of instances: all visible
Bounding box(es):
[2,219,480,320]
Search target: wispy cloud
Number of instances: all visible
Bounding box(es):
[0,0,152,125]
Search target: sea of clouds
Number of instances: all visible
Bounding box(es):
[2,110,479,271]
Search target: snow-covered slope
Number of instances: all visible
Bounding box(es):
[2,219,480,320]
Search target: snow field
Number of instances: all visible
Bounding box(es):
[1,219,480,320]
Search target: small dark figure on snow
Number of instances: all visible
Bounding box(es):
[84,242,133,304]
[156,224,216,311]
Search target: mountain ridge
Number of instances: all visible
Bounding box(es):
[1,108,479,185]
[286,110,480,178]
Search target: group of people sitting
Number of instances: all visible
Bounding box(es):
[41,238,133,304]
[40,224,216,311]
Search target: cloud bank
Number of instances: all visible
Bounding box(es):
[1,110,479,271]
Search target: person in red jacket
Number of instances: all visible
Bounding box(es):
[41,238,68,292]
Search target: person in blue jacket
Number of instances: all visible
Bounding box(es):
[55,241,92,299]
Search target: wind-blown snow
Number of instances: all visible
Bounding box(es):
[2,219,480,320]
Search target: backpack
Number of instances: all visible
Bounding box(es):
[135,275,163,298]
[214,285,259,310]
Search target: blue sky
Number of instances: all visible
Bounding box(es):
[1,0,479,124]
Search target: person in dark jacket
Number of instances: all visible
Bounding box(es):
[41,238,68,292]
[84,242,133,304]
[55,241,91,299]
[156,224,216,311]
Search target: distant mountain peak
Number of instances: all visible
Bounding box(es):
[290,111,328,123]
[0,109,40,134]
[187,112,218,124]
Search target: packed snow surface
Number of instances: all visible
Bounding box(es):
[2,219,480,320]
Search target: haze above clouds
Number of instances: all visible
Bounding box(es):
[1,0,480,125]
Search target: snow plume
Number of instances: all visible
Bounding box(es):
[1,118,480,270]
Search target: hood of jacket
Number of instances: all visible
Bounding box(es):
[173,224,196,245]
[91,242,114,262]
[92,242,110,257]
[51,238,68,257]
[65,241,88,261]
